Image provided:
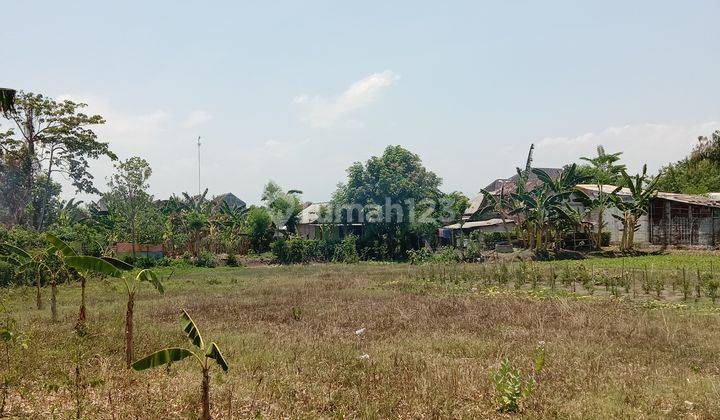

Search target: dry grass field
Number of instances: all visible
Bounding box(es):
[2,261,720,418]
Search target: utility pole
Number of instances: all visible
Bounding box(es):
[197,136,202,196]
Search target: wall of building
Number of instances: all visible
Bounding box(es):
[649,200,720,246]
[585,207,650,245]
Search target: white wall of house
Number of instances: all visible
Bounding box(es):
[585,207,649,244]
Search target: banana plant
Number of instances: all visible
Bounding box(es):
[101,257,165,368]
[132,310,228,420]
[45,233,102,330]
[0,244,50,311]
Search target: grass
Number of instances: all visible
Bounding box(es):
[1,258,719,418]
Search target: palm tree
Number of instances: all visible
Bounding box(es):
[0,244,51,311]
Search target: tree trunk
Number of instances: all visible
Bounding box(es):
[596,209,604,249]
[51,279,57,322]
[201,367,211,420]
[35,270,43,309]
[125,293,135,369]
[627,215,636,251]
[76,275,87,331]
[24,112,36,220]
[37,147,55,231]
[131,218,137,259]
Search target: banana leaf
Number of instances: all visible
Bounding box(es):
[180,310,204,349]
[132,347,194,371]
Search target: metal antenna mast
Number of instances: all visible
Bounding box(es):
[197,136,202,196]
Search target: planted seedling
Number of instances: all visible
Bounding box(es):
[132,310,228,420]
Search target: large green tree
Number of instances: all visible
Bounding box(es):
[103,157,162,257]
[0,92,115,229]
[657,130,720,194]
[261,181,303,234]
[333,145,443,259]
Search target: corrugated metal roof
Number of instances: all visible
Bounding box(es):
[576,184,720,208]
[463,168,563,218]
[443,218,515,230]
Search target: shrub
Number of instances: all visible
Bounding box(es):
[334,235,359,264]
[483,231,512,248]
[490,359,536,413]
[271,239,290,264]
[134,257,157,269]
[271,238,322,264]
[195,251,217,268]
[226,253,239,267]
[407,248,433,265]
[0,261,15,287]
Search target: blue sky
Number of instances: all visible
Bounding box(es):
[2,1,719,203]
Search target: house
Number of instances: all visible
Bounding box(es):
[211,192,246,211]
[463,168,563,221]
[297,202,363,240]
[438,218,516,245]
[576,184,720,246]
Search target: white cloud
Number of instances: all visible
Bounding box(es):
[294,70,400,128]
[182,109,213,128]
[56,93,171,144]
[262,139,311,159]
[533,121,719,174]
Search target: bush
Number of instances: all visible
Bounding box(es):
[407,248,433,265]
[483,232,511,248]
[272,238,322,264]
[195,251,217,268]
[407,247,461,264]
[490,359,536,413]
[134,256,157,269]
[226,253,239,267]
[333,235,359,264]
[0,261,15,287]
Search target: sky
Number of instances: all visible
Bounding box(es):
[2,1,719,204]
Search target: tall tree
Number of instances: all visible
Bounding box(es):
[104,157,160,258]
[657,130,720,194]
[578,146,625,185]
[333,145,442,259]
[1,92,115,229]
[261,181,303,233]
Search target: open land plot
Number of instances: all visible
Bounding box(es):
[2,257,720,418]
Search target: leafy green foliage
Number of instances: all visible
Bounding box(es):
[657,130,720,194]
[65,256,123,278]
[0,91,115,229]
[132,348,194,371]
[181,310,205,349]
[490,359,536,413]
[205,342,229,372]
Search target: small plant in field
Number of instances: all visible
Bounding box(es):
[532,341,546,375]
[681,268,691,301]
[514,263,528,289]
[702,273,720,304]
[0,299,27,417]
[490,358,536,413]
[529,267,540,289]
[653,277,664,299]
[133,310,228,420]
[291,306,303,321]
[495,263,510,287]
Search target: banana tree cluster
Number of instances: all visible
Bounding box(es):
[132,310,228,420]
[611,165,659,252]
[480,162,592,252]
